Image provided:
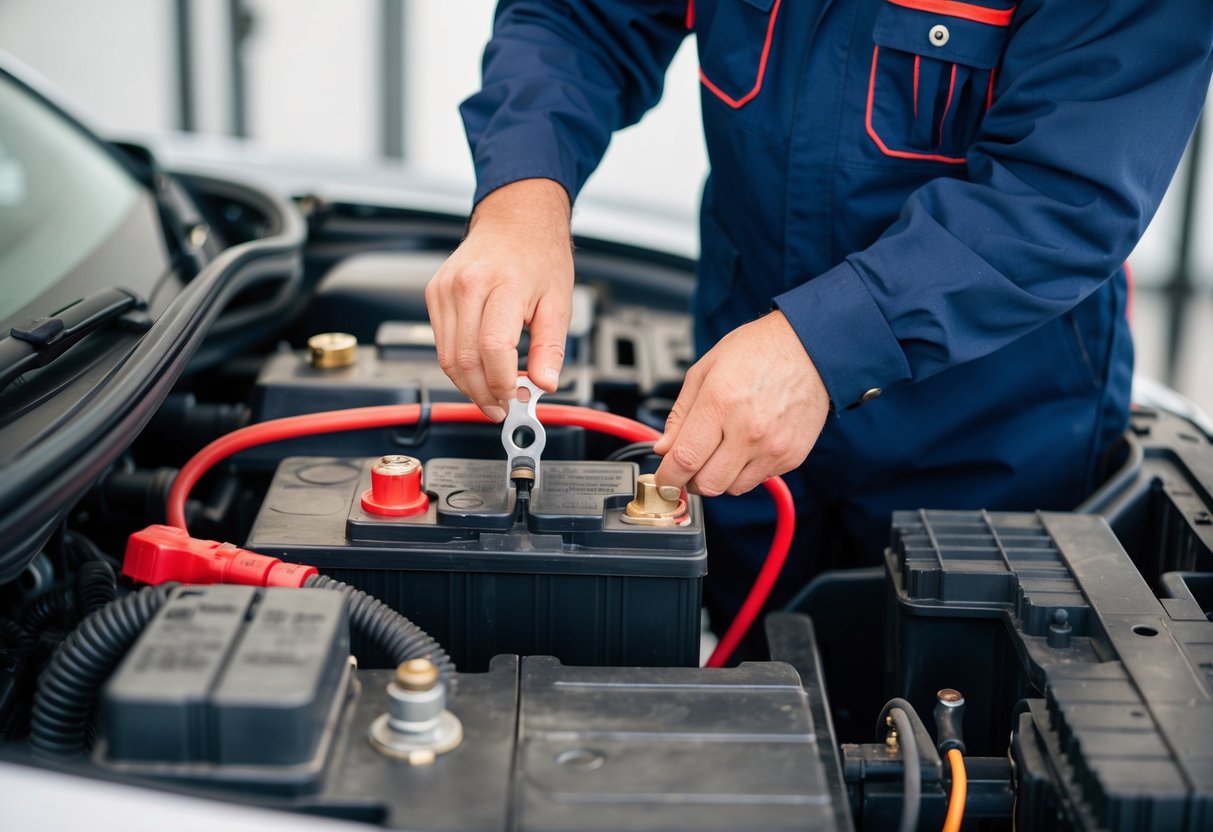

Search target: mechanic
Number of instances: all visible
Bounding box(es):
[426,1,1213,644]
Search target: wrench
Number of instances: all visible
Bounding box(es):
[501,375,547,489]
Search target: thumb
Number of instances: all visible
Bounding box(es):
[526,294,570,392]
[653,363,705,455]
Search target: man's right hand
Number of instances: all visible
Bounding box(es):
[425,178,574,422]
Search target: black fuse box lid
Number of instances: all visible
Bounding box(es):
[100,586,351,783]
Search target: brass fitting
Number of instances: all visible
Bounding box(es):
[395,658,440,692]
[307,332,357,369]
[369,657,463,763]
[622,474,688,526]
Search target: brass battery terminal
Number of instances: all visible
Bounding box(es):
[307,332,357,369]
[622,474,689,527]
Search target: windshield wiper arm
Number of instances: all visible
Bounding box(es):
[0,288,147,392]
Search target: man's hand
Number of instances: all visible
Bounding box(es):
[425,178,574,421]
[653,311,830,496]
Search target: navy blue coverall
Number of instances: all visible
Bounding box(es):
[460,0,1213,624]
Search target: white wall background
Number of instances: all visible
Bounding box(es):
[0,0,706,218]
[2,0,1207,275]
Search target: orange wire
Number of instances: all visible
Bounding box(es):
[943,748,967,832]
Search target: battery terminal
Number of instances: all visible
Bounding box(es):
[622,474,689,526]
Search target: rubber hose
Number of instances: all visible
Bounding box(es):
[304,575,454,683]
[20,586,75,635]
[30,583,177,759]
[889,707,922,832]
[0,618,35,652]
[75,561,117,618]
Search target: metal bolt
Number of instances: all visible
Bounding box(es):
[369,659,463,762]
[387,661,445,734]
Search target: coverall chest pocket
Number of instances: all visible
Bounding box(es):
[693,0,783,109]
[865,0,1013,164]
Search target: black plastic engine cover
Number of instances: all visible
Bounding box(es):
[96,610,851,832]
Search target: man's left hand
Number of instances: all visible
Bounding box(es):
[653,311,830,496]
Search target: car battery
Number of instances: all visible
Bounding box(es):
[245,456,706,670]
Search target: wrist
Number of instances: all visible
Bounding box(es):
[469,178,571,239]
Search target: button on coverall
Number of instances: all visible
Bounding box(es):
[459,0,1213,627]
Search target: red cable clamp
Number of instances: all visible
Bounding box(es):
[123,524,318,588]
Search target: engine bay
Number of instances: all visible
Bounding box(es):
[2,174,1213,831]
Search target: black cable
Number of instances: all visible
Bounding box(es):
[605,441,658,463]
[19,586,74,636]
[64,530,123,571]
[30,583,178,759]
[304,574,454,684]
[75,561,117,618]
[877,698,935,832]
[888,707,922,832]
[0,620,36,741]
[875,697,933,749]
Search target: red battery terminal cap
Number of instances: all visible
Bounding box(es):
[362,454,430,517]
[123,524,318,587]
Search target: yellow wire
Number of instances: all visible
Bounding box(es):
[943,748,967,832]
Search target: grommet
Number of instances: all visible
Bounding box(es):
[929,24,950,47]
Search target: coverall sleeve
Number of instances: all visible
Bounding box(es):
[773,1,1213,410]
[460,1,689,207]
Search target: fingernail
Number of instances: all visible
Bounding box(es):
[485,406,506,423]
[543,367,558,381]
